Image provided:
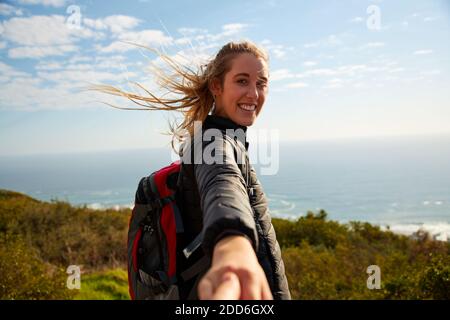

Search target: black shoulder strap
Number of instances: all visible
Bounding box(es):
[180,255,210,283]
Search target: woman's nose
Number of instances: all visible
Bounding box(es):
[246,83,259,100]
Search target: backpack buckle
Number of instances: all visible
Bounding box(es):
[183,232,203,259]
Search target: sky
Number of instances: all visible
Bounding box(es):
[0,0,449,156]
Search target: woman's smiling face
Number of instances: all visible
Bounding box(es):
[211,53,269,127]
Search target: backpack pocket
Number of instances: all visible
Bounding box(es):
[137,269,179,300]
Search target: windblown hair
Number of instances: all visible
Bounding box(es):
[91,40,269,153]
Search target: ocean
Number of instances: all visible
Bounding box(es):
[1,134,449,240]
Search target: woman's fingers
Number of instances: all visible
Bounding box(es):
[211,272,240,300]
[239,270,261,300]
[261,276,274,300]
[198,271,241,300]
[199,269,273,300]
[198,276,214,300]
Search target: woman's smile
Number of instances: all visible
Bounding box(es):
[237,103,257,112]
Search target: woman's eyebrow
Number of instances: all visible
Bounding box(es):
[233,73,268,82]
[233,72,250,78]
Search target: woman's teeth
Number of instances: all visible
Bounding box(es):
[238,104,256,111]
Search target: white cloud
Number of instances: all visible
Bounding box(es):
[221,23,248,36]
[177,27,208,36]
[98,29,173,53]
[414,49,433,55]
[303,61,317,67]
[0,65,139,111]
[17,0,67,7]
[67,56,92,64]
[0,3,23,16]
[96,42,131,53]
[304,34,346,49]
[8,44,77,58]
[35,55,133,71]
[298,64,394,79]
[273,59,413,91]
[286,81,308,88]
[271,48,286,58]
[269,69,295,81]
[1,15,105,59]
[279,63,398,90]
[174,28,211,47]
[388,67,404,73]
[147,23,252,58]
[83,15,141,34]
[174,37,192,46]
[149,49,211,72]
[363,42,385,48]
[0,41,6,50]
[35,61,63,71]
[200,23,249,43]
[260,39,290,59]
[1,15,98,46]
[421,70,441,76]
[2,55,144,110]
[93,55,130,70]
[299,68,337,77]
[37,69,136,84]
[0,78,84,111]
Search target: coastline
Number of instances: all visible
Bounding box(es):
[77,201,450,242]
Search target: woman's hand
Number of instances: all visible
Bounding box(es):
[197,235,273,300]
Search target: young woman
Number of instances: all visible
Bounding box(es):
[97,41,291,300]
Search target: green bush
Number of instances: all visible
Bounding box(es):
[0,234,74,300]
[275,211,449,299]
[418,256,450,299]
[273,210,348,249]
[0,189,129,270]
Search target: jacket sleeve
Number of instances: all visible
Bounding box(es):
[192,133,258,258]
[248,163,292,300]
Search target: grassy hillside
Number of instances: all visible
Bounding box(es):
[0,189,129,299]
[73,269,129,300]
[0,189,448,299]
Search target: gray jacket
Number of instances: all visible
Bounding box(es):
[176,115,291,300]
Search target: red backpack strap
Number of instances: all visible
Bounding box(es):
[152,161,181,279]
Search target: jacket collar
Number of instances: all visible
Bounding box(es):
[203,115,249,150]
[203,115,248,133]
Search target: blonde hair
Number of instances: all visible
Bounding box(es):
[91,40,269,153]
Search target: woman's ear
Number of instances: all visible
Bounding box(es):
[209,77,222,98]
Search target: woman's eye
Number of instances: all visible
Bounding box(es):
[257,82,267,88]
[237,79,248,85]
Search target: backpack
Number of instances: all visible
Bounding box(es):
[127,160,208,300]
